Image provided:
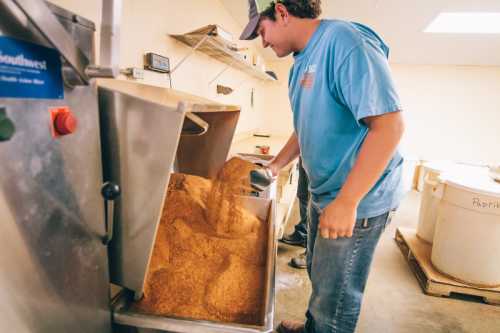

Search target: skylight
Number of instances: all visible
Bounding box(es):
[424,12,500,34]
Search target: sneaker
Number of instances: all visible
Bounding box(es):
[280,231,306,247]
[289,250,307,269]
[276,320,305,333]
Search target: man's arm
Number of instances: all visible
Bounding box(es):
[319,111,404,239]
[268,133,300,176]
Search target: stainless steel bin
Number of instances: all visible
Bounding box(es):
[97,79,277,333]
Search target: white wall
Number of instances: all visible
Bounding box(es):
[264,60,500,164]
[49,0,272,135]
[393,64,500,163]
[262,60,294,136]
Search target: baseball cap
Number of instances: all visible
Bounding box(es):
[240,0,275,40]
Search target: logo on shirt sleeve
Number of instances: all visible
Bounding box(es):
[300,64,316,89]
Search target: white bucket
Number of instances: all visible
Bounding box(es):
[416,175,441,243]
[416,161,458,243]
[416,161,456,192]
[416,161,487,243]
[431,172,500,287]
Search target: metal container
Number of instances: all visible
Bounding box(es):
[98,79,186,296]
[97,79,242,296]
[45,1,96,62]
[111,196,277,333]
[97,79,277,333]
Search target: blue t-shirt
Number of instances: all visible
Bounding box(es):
[288,19,404,218]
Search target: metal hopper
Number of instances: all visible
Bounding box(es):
[97,79,276,332]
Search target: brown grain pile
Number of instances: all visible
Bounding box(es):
[134,157,269,325]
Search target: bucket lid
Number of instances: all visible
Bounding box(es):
[422,160,486,175]
[440,169,500,198]
[422,160,458,174]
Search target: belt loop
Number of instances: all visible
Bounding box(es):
[362,218,369,228]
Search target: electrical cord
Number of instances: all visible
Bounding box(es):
[167,72,173,89]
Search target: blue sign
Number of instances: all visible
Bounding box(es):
[0,36,63,99]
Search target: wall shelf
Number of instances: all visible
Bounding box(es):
[169,25,276,82]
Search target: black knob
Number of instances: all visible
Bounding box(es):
[101,181,120,200]
[0,108,15,142]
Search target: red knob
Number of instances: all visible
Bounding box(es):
[54,112,77,135]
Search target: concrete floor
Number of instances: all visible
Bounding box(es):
[274,191,500,333]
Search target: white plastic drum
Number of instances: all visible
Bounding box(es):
[416,161,456,192]
[416,161,460,243]
[417,175,441,243]
[431,173,500,287]
[416,161,487,243]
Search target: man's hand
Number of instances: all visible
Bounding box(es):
[267,161,280,177]
[266,133,301,177]
[319,197,359,239]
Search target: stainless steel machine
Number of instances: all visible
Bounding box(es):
[0,0,118,332]
[0,1,277,332]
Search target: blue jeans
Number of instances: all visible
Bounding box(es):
[293,159,310,240]
[305,204,394,333]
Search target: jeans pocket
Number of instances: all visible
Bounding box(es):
[354,218,370,231]
[354,217,376,231]
[354,212,391,232]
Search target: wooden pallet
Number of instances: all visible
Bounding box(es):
[395,227,500,305]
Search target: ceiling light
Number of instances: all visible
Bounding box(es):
[425,12,500,34]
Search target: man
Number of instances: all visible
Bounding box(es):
[240,1,404,333]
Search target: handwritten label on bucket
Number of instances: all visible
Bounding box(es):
[472,198,500,210]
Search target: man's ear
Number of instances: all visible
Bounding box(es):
[275,3,290,25]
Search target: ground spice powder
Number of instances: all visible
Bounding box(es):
[134,157,269,325]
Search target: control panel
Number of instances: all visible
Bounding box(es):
[144,52,170,73]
